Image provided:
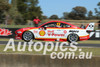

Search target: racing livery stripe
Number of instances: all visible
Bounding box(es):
[35,38,67,39]
[79,35,89,37]
[79,35,90,41]
[27,28,38,31]
[27,28,84,30]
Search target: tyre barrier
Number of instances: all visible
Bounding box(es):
[0,54,100,67]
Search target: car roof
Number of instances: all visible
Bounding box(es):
[39,20,77,27]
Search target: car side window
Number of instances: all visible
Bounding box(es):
[46,24,56,27]
[42,22,56,27]
[55,23,71,28]
[41,22,71,28]
[54,23,71,28]
[62,24,71,28]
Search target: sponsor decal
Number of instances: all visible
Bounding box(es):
[63,30,67,34]
[0,28,12,36]
[39,30,45,36]
[69,30,79,33]
[48,33,65,36]
[33,30,38,33]
[47,30,65,36]
[89,24,94,28]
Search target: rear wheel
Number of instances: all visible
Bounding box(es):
[67,33,79,42]
[22,31,34,42]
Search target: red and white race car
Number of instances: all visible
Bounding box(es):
[15,21,94,42]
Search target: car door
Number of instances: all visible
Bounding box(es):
[36,22,56,39]
[50,22,71,39]
[42,22,66,39]
[53,22,68,39]
[37,22,70,39]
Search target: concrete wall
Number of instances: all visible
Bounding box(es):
[0,54,100,67]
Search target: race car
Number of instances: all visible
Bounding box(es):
[15,21,95,42]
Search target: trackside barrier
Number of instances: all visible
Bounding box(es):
[87,30,100,40]
[0,28,19,38]
[0,54,100,67]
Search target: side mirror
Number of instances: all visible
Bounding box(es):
[44,26,47,30]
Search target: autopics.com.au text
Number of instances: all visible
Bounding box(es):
[4,39,93,59]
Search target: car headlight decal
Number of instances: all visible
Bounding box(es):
[17,31,22,33]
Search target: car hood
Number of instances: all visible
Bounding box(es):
[15,27,37,33]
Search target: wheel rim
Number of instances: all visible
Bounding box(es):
[68,34,78,42]
[23,31,33,41]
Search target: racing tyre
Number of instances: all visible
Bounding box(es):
[68,33,79,42]
[22,31,33,42]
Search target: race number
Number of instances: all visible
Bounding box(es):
[57,23,61,26]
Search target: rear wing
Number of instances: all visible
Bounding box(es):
[85,23,95,31]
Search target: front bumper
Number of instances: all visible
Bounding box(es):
[15,34,22,40]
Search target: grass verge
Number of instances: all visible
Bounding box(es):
[0,45,100,56]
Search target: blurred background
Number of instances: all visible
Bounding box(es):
[0,0,100,29]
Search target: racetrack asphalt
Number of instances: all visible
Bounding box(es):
[0,41,100,48]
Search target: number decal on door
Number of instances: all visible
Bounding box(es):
[57,23,61,26]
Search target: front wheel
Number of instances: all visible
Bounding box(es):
[22,31,33,42]
[67,33,79,42]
